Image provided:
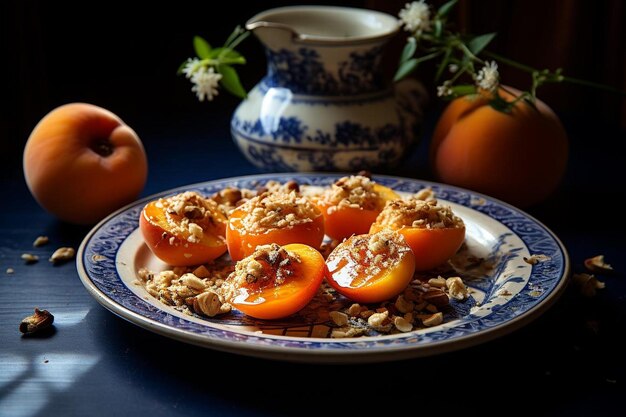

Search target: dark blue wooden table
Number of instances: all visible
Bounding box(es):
[1,105,624,416]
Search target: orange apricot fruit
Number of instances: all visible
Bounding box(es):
[23,103,148,224]
[314,177,400,241]
[430,88,568,207]
[226,243,326,320]
[325,230,415,303]
[226,192,325,261]
[139,192,228,266]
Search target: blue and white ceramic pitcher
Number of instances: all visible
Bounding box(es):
[231,5,426,172]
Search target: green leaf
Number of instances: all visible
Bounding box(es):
[193,36,212,59]
[435,48,451,81]
[434,19,443,38]
[450,84,476,96]
[468,33,496,55]
[489,95,513,113]
[218,64,247,98]
[400,38,416,64]
[393,58,419,82]
[209,47,246,64]
[438,0,458,17]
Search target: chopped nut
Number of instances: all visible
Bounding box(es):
[394,295,414,314]
[426,304,439,313]
[584,255,613,274]
[49,247,75,264]
[367,311,389,328]
[329,311,349,326]
[192,265,211,278]
[19,308,54,335]
[193,291,222,317]
[359,310,375,319]
[179,273,207,291]
[428,276,447,288]
[573,273,605,297]
[394,316,413,332]
[446,277,469,300]
[21,253,39,264]
[498,289,512,296]
[423,288,450,307]
[33,236,49,247]
[523,254,550,265]
[331,326,366,338]
[347,303,362,317]
[6,268,14,274]
[422,312,443,327]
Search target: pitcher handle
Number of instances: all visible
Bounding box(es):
[394,78,428,148]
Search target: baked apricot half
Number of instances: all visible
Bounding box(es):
[370,199,465,271]
[325,230,415,303]
[313,175,400,241]
[224,243,325,320]
[226,191,324,261]
[140,191,228,266]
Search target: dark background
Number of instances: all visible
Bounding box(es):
[2,0,625,177]
[1,2,625,415]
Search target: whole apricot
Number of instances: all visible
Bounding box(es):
[430,89,568,207]
[23,103,148,224]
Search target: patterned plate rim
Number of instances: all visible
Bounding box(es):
[77,173,570,363]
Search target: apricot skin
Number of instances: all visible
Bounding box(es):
[430,90,568,207]
[23,103,148,224]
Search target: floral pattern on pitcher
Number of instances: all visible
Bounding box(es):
[264,46,384,95]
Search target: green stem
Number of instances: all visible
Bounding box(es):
[562,76,626,96]
[483,50,536,73]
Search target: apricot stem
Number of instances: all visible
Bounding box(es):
[91,139,113,157]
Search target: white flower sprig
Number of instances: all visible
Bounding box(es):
[399,1,431,35]
[179,26,250,102]
[395,0,624,112]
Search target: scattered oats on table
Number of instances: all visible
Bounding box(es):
[49,247,75,264]
[21,253,39,264]
[33,236,49,247]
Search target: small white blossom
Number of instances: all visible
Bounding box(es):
[182,58,201,79]
[475,61,499,91]
[448,63,459,73]
[437,80,453,97]
[190,67,222,102]
[399,1,431,34]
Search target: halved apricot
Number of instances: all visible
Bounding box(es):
[225,243,326,319]
[325,230,415,303]
[140,191,227,266]
[314,176,399,241]
[226,192,325,261]
[370,199,465,271]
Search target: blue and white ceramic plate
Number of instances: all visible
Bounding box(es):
[77,173,569,363]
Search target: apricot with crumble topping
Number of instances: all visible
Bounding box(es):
[223,243,325,319]
[370,199,465,271]
[140,191,228,266]
[226,191,324,261]
[325,230,415,303]
[313,175,399,240]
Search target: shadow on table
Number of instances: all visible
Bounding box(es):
[73,285,624,416]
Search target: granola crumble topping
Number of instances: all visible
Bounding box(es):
[320,175,386,212]
[154,191,224,244]
[375,198,464,230]
[235,191,319,234]
[222,243,302,303]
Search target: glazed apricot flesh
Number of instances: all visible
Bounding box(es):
[370,198,465,271]
[140,191,228,266]
[224,243,325,319]
[325,230,415,303]
[314,175,400,241]
[226,191,324,261]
